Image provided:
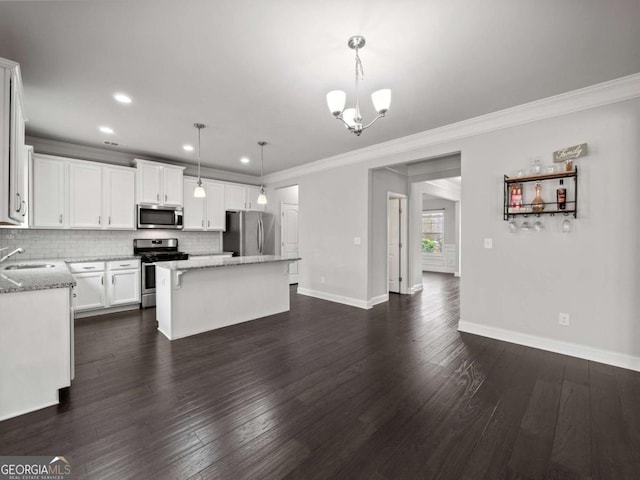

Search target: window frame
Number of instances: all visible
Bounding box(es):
[421,210,444,255]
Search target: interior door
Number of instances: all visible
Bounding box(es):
[388,198,401,293]
[281,203,299,284]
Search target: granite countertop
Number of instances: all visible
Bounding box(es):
[155,255,301,271]
[0,260,76,294]
[187,252,235,257]
[64,254,140,263]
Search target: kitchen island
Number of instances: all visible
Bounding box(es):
[154,255,300,340]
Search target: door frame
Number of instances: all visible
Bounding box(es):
[280,201,299,284]
[387,192,408,295]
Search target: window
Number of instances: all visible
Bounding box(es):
[422,211,444,253]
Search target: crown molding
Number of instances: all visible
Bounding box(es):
[264,72,640,184]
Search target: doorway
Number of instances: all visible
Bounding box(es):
[388,193,408,294]
[281,202,299,284]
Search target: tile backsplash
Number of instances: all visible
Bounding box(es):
[0,229,222,260]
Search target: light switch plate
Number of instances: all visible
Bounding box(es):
[354,237,361,245]
[484,238,493,249]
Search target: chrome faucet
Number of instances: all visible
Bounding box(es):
[0,247,25,264]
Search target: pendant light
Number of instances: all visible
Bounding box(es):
[193,123,206,198]
[257,141,267,205]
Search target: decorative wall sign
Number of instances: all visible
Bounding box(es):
[553,143,588,163]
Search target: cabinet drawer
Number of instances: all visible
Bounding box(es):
[68,261,105,273]
[108,259,140,271]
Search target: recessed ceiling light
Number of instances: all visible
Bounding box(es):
[240,157,250,164]
[113,93,132,104]
[99,126,114,134]
[183,144,194,152]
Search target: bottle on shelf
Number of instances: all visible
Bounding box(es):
[531,182,545,212]
[557,179,567,210]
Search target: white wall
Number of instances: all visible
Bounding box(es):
[297,163,370,307]
[368,169,408,300]
[265,184,298,255]
[278,78,640,369]
[421,196,457,273]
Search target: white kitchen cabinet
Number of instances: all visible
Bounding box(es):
[103,167,135,229]
[225,184,247,211]
[70,259,140,316]
[206,181,226,229]
[109,268,140,306]
[183,177,206,230]
[32,155,66,228]
[183,176,225,231]
[134,159,185,207]
[163,166,184,206]
[73,271,106,311]
[0,57,27,226]
[224,183,265,212]
[33,155,136,230]
[69,162,103,228]
[246,186,266,212]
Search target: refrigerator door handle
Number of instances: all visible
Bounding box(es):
[259,217,264,254]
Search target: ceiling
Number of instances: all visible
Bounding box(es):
[0,1,639,176]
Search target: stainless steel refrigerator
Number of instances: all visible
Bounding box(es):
[223,211,276,256]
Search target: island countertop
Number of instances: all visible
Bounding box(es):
[155,255,300,272]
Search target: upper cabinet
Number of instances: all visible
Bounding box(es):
[134,159,184,207]
[0,57,28,225]
[32,154,136,230]
[183,176,225,231]
[224,184,266,212]
[32,155,66,228]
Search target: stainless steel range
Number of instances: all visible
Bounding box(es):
[134,238,189,308]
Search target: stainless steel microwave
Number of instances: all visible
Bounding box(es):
[137,205,184,229]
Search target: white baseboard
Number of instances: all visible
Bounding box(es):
[458,320,640,372]
[296,287,370,309]
[409,284,424,294]
[422,266,457,274]
[368,294,388,308]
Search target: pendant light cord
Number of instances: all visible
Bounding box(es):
[197,126,202,182]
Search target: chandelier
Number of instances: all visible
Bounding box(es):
[326,36,391,136]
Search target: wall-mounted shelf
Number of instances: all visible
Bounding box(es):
[504,168,578,221]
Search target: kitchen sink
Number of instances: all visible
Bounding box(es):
[3,263,55,270]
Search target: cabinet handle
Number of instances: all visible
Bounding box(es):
[208,220,210,227]
[119,264,130,267]
[82,266,96,270]
[108,216,111,225]
[201,219,204,228]
[101,275,104,285]
[15,193,21,213]
[21,200,26,217]
[112,275,115,285]
[59,214,63,224]
[98,216,101,225]
[165,194,168,202]
[157,193,160,201]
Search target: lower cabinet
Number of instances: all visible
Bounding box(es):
[70,259,140,315]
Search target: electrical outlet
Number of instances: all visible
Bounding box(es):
[484,238,493,249]
[559,313,570,326]
[354,237,361,245]
[320,276,325,284]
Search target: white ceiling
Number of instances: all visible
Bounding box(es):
[0,0,639,176]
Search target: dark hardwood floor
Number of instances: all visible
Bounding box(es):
[2,272,640,479]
